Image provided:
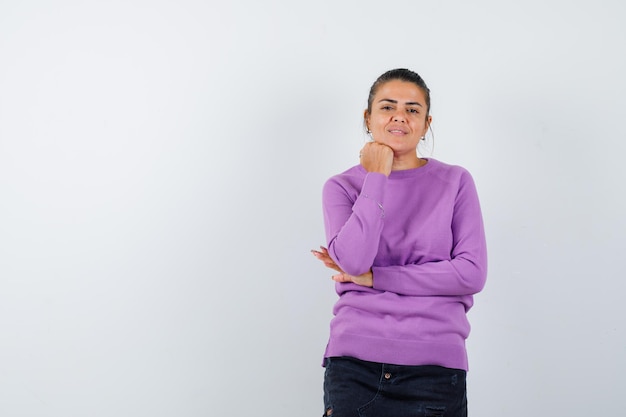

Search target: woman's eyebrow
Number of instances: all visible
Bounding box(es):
[377,98,423,107]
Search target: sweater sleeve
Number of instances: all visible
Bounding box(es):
[371,171,487,296]
[323,172,388,276]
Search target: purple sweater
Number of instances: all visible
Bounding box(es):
[322,158,487,371]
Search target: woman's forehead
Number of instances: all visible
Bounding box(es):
[374,80,427,104]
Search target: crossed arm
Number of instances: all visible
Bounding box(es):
[312,168,486,296]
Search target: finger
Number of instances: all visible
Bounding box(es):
[332,273,351,282]
[319,247,333,260]
[312,247,331,257]
[313,250,331,261]
[323,258,343,266]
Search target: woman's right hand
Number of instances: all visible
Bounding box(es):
[360,142,393,176]
[311,246,374,288]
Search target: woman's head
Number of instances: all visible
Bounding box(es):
[364,69,432,158]
[366,68,431,119]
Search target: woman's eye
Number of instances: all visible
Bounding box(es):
[381,106,393,110]
[408,108,419,114]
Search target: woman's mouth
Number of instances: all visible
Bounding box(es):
[388,129,407,135]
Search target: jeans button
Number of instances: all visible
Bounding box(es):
[384,372,392,380]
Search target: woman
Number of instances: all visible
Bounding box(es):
[311,68,487,417]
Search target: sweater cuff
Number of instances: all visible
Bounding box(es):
[360,172,387,203]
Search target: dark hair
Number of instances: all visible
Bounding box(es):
[366,68,431,117]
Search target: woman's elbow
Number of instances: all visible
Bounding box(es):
[328,245,375,277]
[464,264,487,294]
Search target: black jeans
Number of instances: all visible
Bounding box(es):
[323,357,467,417]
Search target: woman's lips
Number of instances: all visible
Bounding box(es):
[387,124,408,135]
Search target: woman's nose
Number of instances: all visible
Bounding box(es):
[393,113,406,122]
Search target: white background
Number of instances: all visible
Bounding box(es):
[1,1,625,416]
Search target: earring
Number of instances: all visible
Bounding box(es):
[421,136,425,141]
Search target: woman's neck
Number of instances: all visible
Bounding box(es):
[391,153,426,171]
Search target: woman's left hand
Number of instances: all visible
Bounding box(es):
[311,246,374,288]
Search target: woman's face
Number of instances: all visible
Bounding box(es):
[365,80,431,156]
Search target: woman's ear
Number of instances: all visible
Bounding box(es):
[363,110,370,132]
